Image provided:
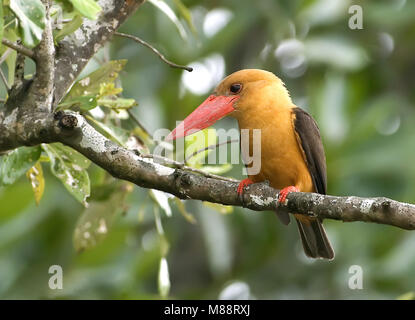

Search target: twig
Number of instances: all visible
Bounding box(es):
[114,32,193,72]
[0,48,13,65]
[0,49,13,91]
[3,18,17,30]
[185,139,239,162]
[1,39,34,59]
[127,114,238,180]
[0,68,11,91]
[127,109,153,141]
[141,153,239,183]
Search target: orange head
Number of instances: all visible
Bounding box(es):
[166,69,293,140]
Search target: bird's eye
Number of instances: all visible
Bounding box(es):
[230,83,242,94]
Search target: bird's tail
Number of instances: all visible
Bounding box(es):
[295,215,334,260]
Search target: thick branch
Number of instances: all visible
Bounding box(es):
[29,112,414,231]
[0,111,58,150]
[1,110,415,230]
[31,0,55,111]
[0,0,414,232]
[53,0,145,104]
[4,1,55,116]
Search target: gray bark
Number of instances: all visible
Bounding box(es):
[1,0,415,231]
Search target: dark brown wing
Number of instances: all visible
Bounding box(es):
[292,107,327,195]
[292,107,334,259]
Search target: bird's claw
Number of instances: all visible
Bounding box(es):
[278,186,299,204]
[237,178,254,203]
[237,178,254,195]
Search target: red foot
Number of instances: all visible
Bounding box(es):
[237,178,254,195]
[278,186,300,204]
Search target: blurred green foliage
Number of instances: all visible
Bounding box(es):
[1,0,415,299]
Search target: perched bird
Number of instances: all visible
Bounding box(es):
[167,69,334,260]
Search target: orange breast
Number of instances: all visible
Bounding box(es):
[237,107,314,193]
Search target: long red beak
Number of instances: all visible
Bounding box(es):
[166,95,239,141]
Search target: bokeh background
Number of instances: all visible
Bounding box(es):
[1,0,415,299]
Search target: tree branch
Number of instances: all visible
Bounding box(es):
[127,109,153,141]
[0,0,414,235]
[114,32,193,72]
[1,39,34,59]
[0,111,58,151]
[30,0,55,112]
[5,110,410,230]
[185,139,238,162]
[141,153,239,183]
[1,109,415,230]
[0,68,10,91]
[53,0,145,105]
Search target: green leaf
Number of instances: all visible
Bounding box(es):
[54,14,83,43]
[85,115,129,146]
[6,49,16,85]
[99,83,123,97]
[97,97,137,110]
[153,205,170,256]
[148,0,188,40]
[9,0,46,48]
[173,0,196,34]
[304,37,369,71]
[3,29,18,84]
[59,94,97,111]
[0,146,41,186]
[397,292,415,300]
[48,143,91,169]
[201,163,233,175]
[158,257,170,299]
[150,189,172,217]
[42,143,91,206]
[26,161,45,205]
[185,128,217,166]
[132,126,154,148]
[203,202,233,214]
[64,60,127,101]
[159,233,169,257]
[173,198,196,224]
[73,184,129,252]
[61,60,134,112]
[0,1,4,48]
[69,0,102,20]
[73,201,114,252]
